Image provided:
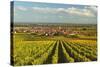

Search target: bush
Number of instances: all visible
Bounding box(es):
[68,34,79,38]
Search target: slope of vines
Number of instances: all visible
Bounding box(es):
[12,39,97,66]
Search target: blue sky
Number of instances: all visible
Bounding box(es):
[12,1,97,24]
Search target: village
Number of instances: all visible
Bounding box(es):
[13,24,97,37]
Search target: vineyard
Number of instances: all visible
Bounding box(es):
[12,34,97,66]
[11,1,97,66]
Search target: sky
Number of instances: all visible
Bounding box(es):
[12,1,97,24]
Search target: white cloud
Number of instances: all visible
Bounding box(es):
[64,7,95,17]
[31,6,96,17]
[32,7,58,13]
[32,7,41,10]
[32,7,50,11]
[15,5,97,17]
[16,6,27,11]
[85,6,97,12]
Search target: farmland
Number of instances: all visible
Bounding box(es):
[11,23,97,66]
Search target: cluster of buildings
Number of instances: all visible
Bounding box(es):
[14,26,96,36]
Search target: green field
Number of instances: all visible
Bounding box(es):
[11,33,97,66]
